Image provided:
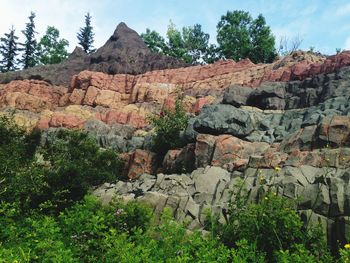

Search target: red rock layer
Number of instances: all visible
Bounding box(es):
[1,51,350,131]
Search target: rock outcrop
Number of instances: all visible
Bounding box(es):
[0,23,187,86]
[2,37,350,250]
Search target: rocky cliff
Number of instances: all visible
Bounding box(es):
[0,23,187,86]
[1,30,350,250]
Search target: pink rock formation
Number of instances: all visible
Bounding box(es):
[125,149,157,179]
[1,51,350,132]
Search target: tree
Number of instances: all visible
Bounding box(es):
[141,28,167,54]
[38,26,69,65]
[217,10,277,63]
[20,11,38,69]
[166,21,188,61]
[182,24,211,64]
[77,12,95,53]
[142,21,219,65]
[0,26,19,72]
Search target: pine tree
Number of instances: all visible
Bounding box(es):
[20,11,38,69]
[77,12,95,53]
[0,26,19,72]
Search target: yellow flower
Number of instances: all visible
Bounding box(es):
[274,166,281,171]
[345,244,350,249]
[273,192,277,196]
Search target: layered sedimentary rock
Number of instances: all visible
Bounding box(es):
[2,46,350,249]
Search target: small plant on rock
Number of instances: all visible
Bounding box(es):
[148,96,189,156]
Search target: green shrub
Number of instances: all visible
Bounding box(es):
[0,202,74,262]
[339,244,350,263]
[106,208,233,262]
[230,239,266,263]
[275,244,319,263]
[212,184,332,262]
[0,116,123,214]
[59,195,152,261]
[148,97,189,155]
[38,129,123,213]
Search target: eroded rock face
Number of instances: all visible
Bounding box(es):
[0,23,187,86]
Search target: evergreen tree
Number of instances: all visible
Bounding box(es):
[38,26,69,65]
[0,26,19,72]
[20,11,38,69]
[77,12,95,53]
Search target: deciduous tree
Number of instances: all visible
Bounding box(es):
[38,26,69,65]
[217,10,277,63]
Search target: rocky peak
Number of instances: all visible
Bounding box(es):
[68,46,88,60]
[92,22,150,62]
[0,22,187,85]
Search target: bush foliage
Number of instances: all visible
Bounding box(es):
[148,97,189,156]
[0,116,122,214]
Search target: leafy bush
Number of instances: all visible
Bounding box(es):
[211,182,332,262]
[148,97,188,155]
[38,129,123,212]
[0,201,74,262]
[275,244,319,263]
[339,244,350,263]
[0,117,123,214]
[0,196,233,262]
[105,208,233,262]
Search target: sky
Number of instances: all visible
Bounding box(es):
[0,0,350,55]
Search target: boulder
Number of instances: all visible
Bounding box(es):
[193,104,262,138]
[222,85,253,107]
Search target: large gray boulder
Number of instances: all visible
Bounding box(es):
[192,104,263,138]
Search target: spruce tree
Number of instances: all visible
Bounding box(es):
[20,11,38,69]
[0,26,19,72]
[77,12,95,53]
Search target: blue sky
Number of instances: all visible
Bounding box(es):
[1,0,350,55]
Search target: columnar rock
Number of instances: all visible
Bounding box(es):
[93,164,350,251]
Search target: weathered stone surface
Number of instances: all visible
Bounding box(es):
[222,85,253,107]
[195,134,217,168]
[192,104,262,138]
[162,144,195,174]
[93,164,350,250]
[0,23,187,86]
[126,149,157,180]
